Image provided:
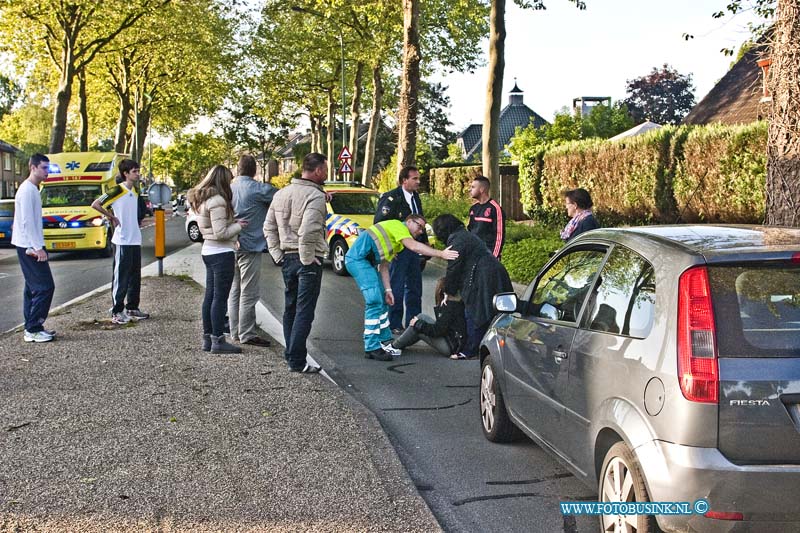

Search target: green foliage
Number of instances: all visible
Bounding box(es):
[511,120,767,226]
[0,74,21,121]
[151,132,235,192]
[501,233,563,284]
[428,165,482,198]
[0,103,52,156]
[420,194,472,222]
[374,152,399,192]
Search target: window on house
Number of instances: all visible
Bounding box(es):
[14,158,21,175]
[3,153,10,171]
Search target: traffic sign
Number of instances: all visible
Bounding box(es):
[339,161,353,174]
[337,146,352,160]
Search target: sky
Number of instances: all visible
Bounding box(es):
[435,0,761,132]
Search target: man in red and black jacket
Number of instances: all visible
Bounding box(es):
[467,175,506,260]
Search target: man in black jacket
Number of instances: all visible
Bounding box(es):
[374,166,428,333]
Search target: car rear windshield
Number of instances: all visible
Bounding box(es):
[41,185,102,207]
[329,193,378,215]
[709,264,800,357]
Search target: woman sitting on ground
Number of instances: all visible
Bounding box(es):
[391,277,467,357]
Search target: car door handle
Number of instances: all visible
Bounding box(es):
[553,350,568,363]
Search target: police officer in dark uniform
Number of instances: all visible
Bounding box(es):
[374,166,428,333]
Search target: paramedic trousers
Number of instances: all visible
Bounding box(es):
[346,256,393,352]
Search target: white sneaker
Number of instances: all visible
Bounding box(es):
[381,342,402,358]
[24,330,54,343]
[111,311,131,324]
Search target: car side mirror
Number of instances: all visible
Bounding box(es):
[493,292,517,313]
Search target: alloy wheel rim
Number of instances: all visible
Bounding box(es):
[601,456,638,532]
[480,364,496,432]
[333,244,345,270]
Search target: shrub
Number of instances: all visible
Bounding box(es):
[271,171,296,189]
[421,194,472,223]
[501,232,563,284]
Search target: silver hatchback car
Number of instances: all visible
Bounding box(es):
[480,225,800,532]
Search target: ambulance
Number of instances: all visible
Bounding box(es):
[42,152,126,256]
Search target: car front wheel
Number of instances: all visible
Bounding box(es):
[598,442,657,533]
[187,222,203,242]
[331,238,349,276]
[480,355,520,442]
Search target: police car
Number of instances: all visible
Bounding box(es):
[324,182,380,275]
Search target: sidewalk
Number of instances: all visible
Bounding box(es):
[0,274,441,531]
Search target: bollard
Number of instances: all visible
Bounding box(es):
[155,207,165,276]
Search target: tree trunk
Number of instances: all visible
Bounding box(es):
[396,0,421,173]
[310,115,319,153]
[49,65,75,153]
[128,104,150,163]
[362,63,384,186]
[348,62,364,172]
[114,96,131,153]
[483,0,506,185]
[78,69,89,151]
[326,90,335,180]
[766,0,800,226]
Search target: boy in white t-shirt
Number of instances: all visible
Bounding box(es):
[91,159,149,324]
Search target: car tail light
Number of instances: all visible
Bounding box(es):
[791,252,800,264]
[677,266,719,403]
[705,510,744,520]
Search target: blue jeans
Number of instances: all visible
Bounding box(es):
[464,311,488,358]
[281,254,323,370]
[16,247,55,333]
[202,252,235,336]
[388,248,422,330]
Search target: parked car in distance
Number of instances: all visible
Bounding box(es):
[0,198,14,245]
[185,208,202,242]
[479,225,800,532]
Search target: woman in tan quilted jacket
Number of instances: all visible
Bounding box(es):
[187,165,248,354]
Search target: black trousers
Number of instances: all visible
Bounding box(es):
[111,244,141,314]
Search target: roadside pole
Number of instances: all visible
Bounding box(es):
[148,183,172,277]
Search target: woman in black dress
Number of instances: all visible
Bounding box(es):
[432,214,513,359]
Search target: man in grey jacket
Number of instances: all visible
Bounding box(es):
[228,154,276,347]
[264,153,328,373]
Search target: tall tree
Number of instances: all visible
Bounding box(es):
[396,0,421,172]
[483,0,584,183]
[0,74,22,122]
[482,0,506,183]
[621,64,696,125]
[0,0,170,153]
[766,0,800,225]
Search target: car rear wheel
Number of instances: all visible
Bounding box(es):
[599,442,658,533]
[480,355,521,442]
[187,221,203,242]
[330,238,349,276]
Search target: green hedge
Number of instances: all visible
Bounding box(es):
[515,121,767,225]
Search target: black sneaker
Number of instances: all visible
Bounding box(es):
[289,363,321,373]
[365,348,393,361]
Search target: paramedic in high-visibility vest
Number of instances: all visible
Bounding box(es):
[345,214,459,361]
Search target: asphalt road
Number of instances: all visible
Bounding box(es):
[2,219,598,531]
[258,259,598,533]
[0,214,191,333]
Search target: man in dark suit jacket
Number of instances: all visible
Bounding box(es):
[374,166,428,332]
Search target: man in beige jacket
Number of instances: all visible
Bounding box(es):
[264,153,328,373]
